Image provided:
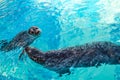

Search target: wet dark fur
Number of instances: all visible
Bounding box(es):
[25,41,120,76]
[0,27,40,52]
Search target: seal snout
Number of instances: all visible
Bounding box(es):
[35,29,40,35]
[28,26,41,36]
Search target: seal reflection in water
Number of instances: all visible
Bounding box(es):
[25,41,120,76]
[0,26,41,52]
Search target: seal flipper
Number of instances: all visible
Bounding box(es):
[66,70,71,75]
[19,49,25,60]
[59,69,71,77]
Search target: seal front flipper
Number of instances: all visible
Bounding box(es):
[19,49,25,60]
[59,69,71,77]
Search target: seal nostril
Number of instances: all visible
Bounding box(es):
[35,27,38,29]
[35,30,40,35]
[37,30,40,34]
[31,31,34,34]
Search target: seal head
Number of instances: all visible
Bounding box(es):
[28,26,41,36]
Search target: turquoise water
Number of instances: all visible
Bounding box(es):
[0,0,120,80]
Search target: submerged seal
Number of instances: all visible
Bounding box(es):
[24,41,120,76]
[0,26,41,52]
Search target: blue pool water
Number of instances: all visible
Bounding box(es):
[0,0,120,80]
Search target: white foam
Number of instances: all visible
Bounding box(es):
[96,0,120,24]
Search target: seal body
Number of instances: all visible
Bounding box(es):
[0,26,41,52]
[25,41,120,75]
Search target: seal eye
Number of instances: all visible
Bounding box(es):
[35,27,38,29]
[31,31,34,34]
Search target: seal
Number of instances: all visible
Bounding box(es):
[0,26,41,52]
[24,41,120,76]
